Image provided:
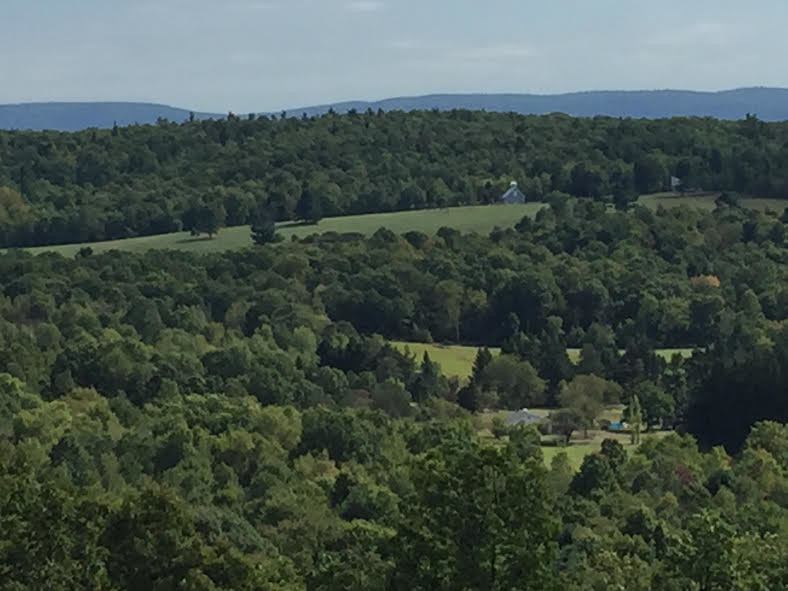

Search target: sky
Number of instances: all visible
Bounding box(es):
[1,0,787,113]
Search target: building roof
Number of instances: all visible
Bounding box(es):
[501,181,526,204]
[505,408,542,426]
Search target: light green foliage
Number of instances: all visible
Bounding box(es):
[558,374,622,437]
[546,451,574,494]
[627,394,643,444]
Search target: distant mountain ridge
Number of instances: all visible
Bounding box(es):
[2,87,788,131]
[287,88,788,120]
[0,102,216,132]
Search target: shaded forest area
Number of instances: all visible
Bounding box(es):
[1,199,786,588]
[0,110,787,246]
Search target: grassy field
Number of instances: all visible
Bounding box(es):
[19,203,544,257]
[541,428,671,471]
[390,341,502,379]
[15,193,787,258]
[393,341,694,379]
[566,347,695,364]
[637,192,787,212]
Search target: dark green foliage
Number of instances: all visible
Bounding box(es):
[471,347,494,384]
[250,209,278,245]
[687,321,788,452]
[0,192,784,588]
[297,407,385,463]
[391,439,558,590]
[549,407,585,444]
[295,186,323,225]
[1,111,788,247]
[570,453,618,498]
[184,201,226,238]
[476,354,546,409]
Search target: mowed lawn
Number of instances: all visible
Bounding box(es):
[475,408,670,471]
[393,341,694,379]
[540,432,670,471]
[20,203,544,257]
[390,341,502,379]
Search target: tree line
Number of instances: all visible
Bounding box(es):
[0,110,787,246]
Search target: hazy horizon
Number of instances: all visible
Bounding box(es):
[3,0,787,112]
[3,86,788,113]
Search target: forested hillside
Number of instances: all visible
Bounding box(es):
[5,87,788,131]
[1,110,787,247]
[1,200,786,588]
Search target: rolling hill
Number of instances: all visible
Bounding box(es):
[0,102,215,132]
[288,87,788,120]
[3,87,788,131]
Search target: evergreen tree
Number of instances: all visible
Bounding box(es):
[471,347,494,385]
[626,394,643,445]
[296,186,323,224]
[251,208,278,244]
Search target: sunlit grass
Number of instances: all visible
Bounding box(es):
[19,203,544,257]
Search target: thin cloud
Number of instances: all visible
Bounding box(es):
[346,1,384,12]
[386,39,536,63]
[646,22,732,47]
[450,43,536,61]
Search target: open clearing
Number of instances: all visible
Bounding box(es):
[393,341,694,379]
[390,341,502,379]
[638,192,786,212]
[475,407,670,471]
[15,193,785,258]
[540,431,670,471]
[19,203,544,257]
[16,194,788,258]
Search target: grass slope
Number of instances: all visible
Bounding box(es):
[16,193,786,258]
[566,348,695,364]
[638,192,787,212]
[391,342,502,379]
[21,204,543,257]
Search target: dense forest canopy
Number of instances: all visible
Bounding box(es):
[0,197,786,588]
[0,110,787,247]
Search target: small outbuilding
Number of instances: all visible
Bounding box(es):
[501,181,526,204]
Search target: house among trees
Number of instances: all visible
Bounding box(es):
[505,408,542,426]
[501,181,526,204]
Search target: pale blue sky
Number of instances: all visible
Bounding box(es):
[1,0,786,112]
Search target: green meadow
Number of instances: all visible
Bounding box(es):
[19,203,544,257]
[15,193,787,258]
[393,341,694,379]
